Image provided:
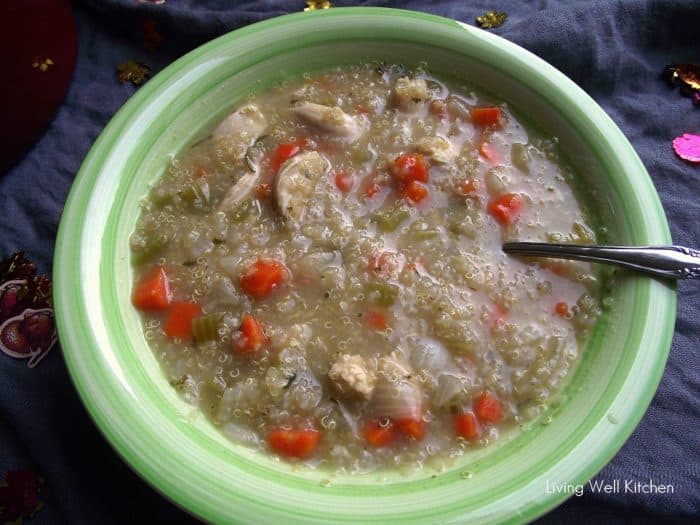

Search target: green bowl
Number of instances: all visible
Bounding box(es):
[54,8,676,524]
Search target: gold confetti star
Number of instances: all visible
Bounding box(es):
[664,63,700,93]
[476,11,508,29]
[304,1,332,11]
[32,58,54,72]
[117,60,152,85]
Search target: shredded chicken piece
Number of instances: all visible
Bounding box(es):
[393,77,430,111]
[413,135,457,163]
[379,351,413,379]
[328,354,375,400]
[371,351,422,420]
[275,150,330,226]
[213,104,268,207]
[212,104,267,141]
[291,102,364,141]
[217,172,259,212]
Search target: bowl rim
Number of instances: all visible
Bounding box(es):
[54,7,676,524]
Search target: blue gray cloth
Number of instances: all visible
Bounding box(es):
[1,1,698,523]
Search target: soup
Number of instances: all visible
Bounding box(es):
[130,63,602,472]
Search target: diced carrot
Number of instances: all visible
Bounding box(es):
[457,179,480,196]
[429,99,448,118]
[402,180,429,203]
[235,314,268,352]
[163,301,202,339]
[368,251,403,277]
[554,301,569,317]
[363,419,396,447]
[395,418,426,440]
[268,428,320,458]
[547,262,567,277]
[240,259,287,298]
[391,154,429,184]
[406,259,427,277]
[474,392,503,423]
[455,412,482,440]
[365,182,381,198]
[366,310,387,330]
[256,183,272,200]
[470,106,502,127]
[334,169,354,193]
[270,143,301,172]
[194,166,208,178]
[489,303,509,329]
[300,137,318,150]
[487,193,524,225]
[132,266,171,311]
[479,142,501,164]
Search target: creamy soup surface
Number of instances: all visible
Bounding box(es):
[130,64,603,472]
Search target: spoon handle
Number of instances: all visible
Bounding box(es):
[502,243,700,280]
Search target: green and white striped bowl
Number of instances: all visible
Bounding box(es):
[54,8,675,524]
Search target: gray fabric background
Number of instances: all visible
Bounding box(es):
[1,1,697,523]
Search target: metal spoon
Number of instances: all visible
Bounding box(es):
[502,243,700,280]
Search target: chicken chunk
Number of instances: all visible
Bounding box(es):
[218,172,259,213]
[275,150,330,226]
[413,135,458,164]
[214,106,270,212]
[211,104,268,166]
[371,351,422,420]
[328,354,375,400]
[212,104,268,142]
[379,351,413,380]
[297,251,346,289]
[392,77,430,111]
[291,102,364,141]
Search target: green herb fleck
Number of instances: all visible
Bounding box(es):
[169,375,188,391]
[284,372,297,389]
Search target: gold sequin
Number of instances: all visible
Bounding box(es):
[32,58,54,73]
[117,60,152,85]
[476,11,508,29]
[664,64,700,93]
[304,1,332,12]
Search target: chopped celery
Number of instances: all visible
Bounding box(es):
[350,146,373,163]
[572,221,595,243]
[416,228,439,240]
[446,339,478,354]
[229,198,254,223]
[179,181,210,210]
[131,233,168,265]
[192,313,221,344]
[366,281,399,306]
[410,220,439,240]
[373,203,410,232]
[448,217,477,238]
[150,186,174,206]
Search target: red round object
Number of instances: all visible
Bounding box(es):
[0,0,78,172]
